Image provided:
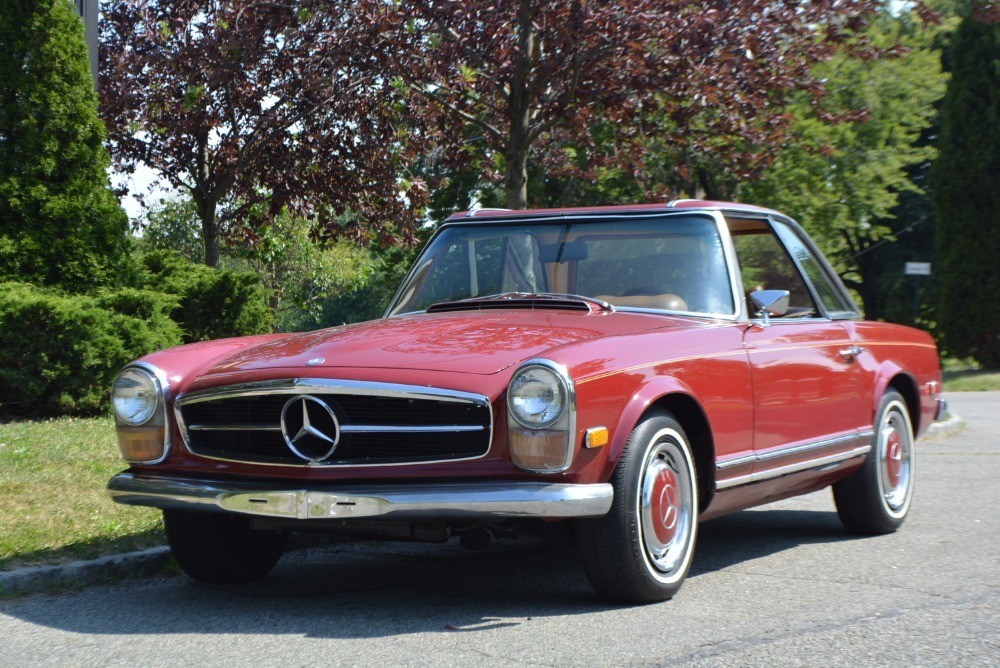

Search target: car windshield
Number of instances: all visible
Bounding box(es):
[387,214,736,317]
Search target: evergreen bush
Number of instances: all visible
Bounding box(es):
[140,251,271,342]
[0,0,134,292]
[0,283,182,417]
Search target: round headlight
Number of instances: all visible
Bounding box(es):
[112,367,160,426]
[508,365,566,429]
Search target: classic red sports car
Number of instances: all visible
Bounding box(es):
[108,200,944,603]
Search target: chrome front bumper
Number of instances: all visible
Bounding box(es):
[108,472,613,521]
[935,397,949,421]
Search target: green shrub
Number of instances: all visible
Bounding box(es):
[140,251,271,342]
[0,282,182,417]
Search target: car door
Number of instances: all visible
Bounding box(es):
[734,218,871,481]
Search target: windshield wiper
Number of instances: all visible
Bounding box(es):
[425,292,614,314]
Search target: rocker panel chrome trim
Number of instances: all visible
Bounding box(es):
[716,444,872,490]
[716,431,874,471]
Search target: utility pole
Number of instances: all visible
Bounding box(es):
[73,0,99,85]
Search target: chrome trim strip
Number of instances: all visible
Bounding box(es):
[717,431,874,471]
[339,424,486,434]
[108,473,614,520]
[716,454,756,470]
[176,378,489,406]
[755,431,875,463]
[716,444,872,490]
[174,378,494,469]
[188,424,283,432]
[186,424,485,434]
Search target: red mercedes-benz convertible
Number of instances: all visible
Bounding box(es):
[108,200,944,603]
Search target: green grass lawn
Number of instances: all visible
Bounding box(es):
[0,417,163,571]
[943,370,1000,392]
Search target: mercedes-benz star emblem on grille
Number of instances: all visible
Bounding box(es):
[280,395,341,463]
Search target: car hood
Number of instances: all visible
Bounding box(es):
[203,310,698,377]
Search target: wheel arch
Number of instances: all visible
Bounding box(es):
[885,373,921,435]
[648,393,715,513]
[604,378,716,514]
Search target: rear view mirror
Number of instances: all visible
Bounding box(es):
[539,241,588,263]
[749,289,790,325]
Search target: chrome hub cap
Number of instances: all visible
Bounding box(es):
[639,437,694,577]
[878,405,913,513]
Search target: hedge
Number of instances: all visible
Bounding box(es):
[140,251,271,342]
[0,282,182,416]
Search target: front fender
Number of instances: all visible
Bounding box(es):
[603,375,700,468]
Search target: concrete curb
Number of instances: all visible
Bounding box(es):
[0,546,173,598]
[1,414,965,599]
[926,413,965,439]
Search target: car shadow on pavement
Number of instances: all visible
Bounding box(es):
[693,507,856,575]
[2,507,862,639]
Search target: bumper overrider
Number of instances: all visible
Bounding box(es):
[108,472,614,521]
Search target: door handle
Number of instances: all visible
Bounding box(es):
[839,345,863,362]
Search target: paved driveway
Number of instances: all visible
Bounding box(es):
[1,392,997,666]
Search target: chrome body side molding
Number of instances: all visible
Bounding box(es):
[715,431,875,491]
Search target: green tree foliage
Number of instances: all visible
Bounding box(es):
[741,10,950,317]
[141,197,204,264]
[931,5,1000,367]
[0,0,132,291]
[304,243,420,329]
[225,210,381,329]
[0,283,181,417]
[139,251,271,343]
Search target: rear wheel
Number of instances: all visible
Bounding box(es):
[164,509,288,583]
[833,390,915,534]
[576,410,698,604]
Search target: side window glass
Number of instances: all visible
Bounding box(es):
[732,230,818,316]
[772,222,856,316]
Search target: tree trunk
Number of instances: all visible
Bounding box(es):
[504,139,529,209]
[503,1,534,211]
[193,193,220,268]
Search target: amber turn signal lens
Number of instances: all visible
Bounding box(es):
[116,425,166,463]
[585,427,609,448]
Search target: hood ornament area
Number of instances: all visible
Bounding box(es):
[280,395,341,462]
[306,357,325,366]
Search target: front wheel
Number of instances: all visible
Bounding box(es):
[833,390,915,534]
[164,509,288,583]
[576,410,698,604]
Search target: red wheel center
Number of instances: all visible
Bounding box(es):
[650,468,680,544]
[885,432,903,488]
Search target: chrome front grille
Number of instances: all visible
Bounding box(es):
[175,379,493,467]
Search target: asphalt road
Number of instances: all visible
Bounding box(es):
[2,392,997,667]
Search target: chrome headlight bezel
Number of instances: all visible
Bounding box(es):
[111,363,171,465]
[507,362,570,430]
[112,366,161,426]
[506,359,577,473]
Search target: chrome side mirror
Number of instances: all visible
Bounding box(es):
[749,290,790,326]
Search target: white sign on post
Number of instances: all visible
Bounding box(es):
[905,262,931,276]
